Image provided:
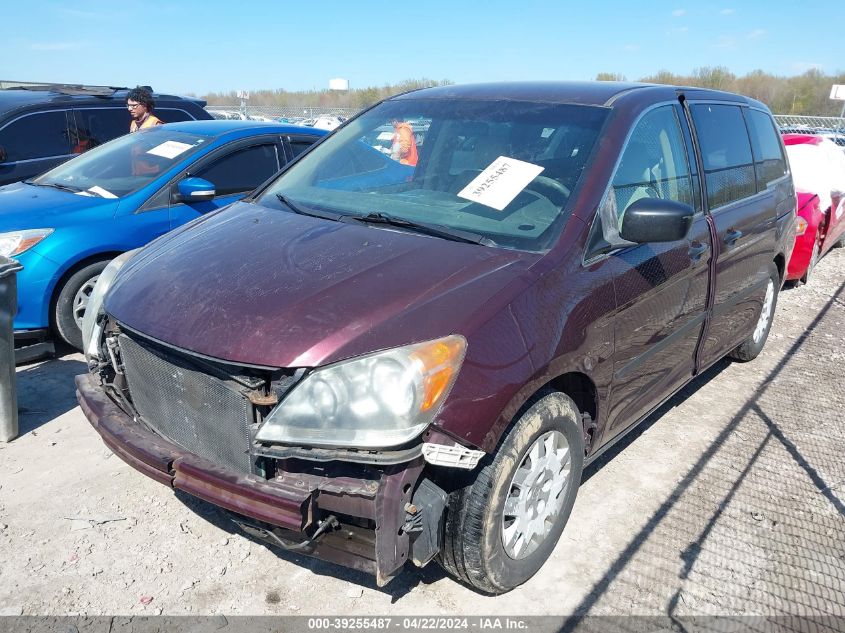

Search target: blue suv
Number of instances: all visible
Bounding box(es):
[0,120,326,350]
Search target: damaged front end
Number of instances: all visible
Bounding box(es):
[77,319,484,585]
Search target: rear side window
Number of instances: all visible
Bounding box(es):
[195,143,280,196]
[0,111,71,161]
[157,108,195,123]
[744,109,787,189]
[72,108,196,155]
[690,104,755,209]
[73,108,130,151]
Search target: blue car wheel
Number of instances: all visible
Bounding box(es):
[53,259,110,349]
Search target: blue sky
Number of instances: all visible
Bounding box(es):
[1,0,843,95]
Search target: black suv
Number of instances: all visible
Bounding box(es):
[0,82,212,186]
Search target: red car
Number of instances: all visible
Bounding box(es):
[782,134,845,282]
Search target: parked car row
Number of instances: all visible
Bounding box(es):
[207,109,279,123]
[0,83,327,353]
[66,81,800,593]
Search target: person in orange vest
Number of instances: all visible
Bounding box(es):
[127,87,164,133]
[390,120,418,166]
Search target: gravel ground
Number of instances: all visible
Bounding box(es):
[2,247,844,622]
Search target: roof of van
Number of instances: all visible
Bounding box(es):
[0,83,205,112]
[392,81,761,109]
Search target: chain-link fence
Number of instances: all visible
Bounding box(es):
[773,114,844,130]
[772,115,845,145]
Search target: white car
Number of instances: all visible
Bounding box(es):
[312,116,344,131]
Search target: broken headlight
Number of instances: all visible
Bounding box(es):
[255,335,466,449]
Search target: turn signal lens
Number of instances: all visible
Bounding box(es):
[795,217,807,236]
[410,338,465,411]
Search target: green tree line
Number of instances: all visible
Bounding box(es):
[202,78,452,110]
[202,69,845,115]
[597,67,845,115]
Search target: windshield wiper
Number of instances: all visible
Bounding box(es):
[275,193,347,222]
[342,212,495,246]
[25,181,85,194]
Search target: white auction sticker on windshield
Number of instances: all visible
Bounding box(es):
[457,156,544,211]
[87,185,117,199]
[146,141,194,159]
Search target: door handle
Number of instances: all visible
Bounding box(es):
[724,229,743,245]
[688,242,709,262]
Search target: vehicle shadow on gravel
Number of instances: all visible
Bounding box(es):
[562,277,845,629]
[173,490,447,602]
[15,354,86,436]
[582,358,732,484]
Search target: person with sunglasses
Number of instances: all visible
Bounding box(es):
[126,86,163,132]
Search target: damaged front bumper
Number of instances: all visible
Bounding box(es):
[75,373,448,585]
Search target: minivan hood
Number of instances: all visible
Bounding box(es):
[106,202,539,368]
[0,181,117,229]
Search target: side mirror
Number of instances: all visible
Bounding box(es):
[176,177,216,203]
[0,146,7,163]
[620,198,694,243]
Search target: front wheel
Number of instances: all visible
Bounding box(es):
[728,262,780,362]
[437,391,584,594]
[53,260,110,350]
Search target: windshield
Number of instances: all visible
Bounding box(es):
[32,128,209,198]
[257,98,608,252]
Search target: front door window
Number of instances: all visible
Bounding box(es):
[610,105,696,226]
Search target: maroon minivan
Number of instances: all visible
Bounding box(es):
[77,82,795,593]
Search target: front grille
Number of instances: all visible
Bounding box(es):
[118,333,254,474]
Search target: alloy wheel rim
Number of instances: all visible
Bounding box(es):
[72,275,100,328]
[502,430,571,559]
[752,279,775,344]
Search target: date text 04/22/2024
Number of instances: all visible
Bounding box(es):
[306,617,529,630]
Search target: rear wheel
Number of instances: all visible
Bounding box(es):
[728,262,779,362]
[53,260,109,349]
[437,391,584,594]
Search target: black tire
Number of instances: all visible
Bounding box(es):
[437,390,584,594]
[728,262,780,362]
[53,260,110,350]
